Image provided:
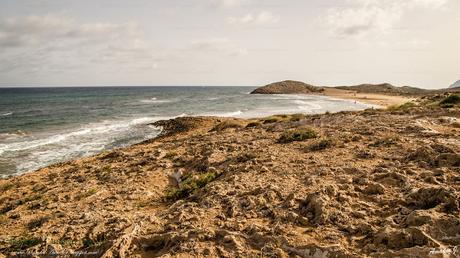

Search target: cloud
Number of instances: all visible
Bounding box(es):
[0,15,141,48]
[190,38,247,56]
[0,15,164,74]
[227,11,280,26]
[324,0,449,37]
[217,0,250,8]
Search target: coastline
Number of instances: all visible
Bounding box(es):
[1,94,459,256]
[321,87,414,107]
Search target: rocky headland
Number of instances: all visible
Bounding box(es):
[251,80,460,107]
[250,80,324,94]
[0,91,460,257]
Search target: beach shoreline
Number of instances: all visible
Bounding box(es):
[1,93,459,257]
[321,87,414,107]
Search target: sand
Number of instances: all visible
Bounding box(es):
[322,88,415,107]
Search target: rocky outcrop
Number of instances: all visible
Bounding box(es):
[449,80,460,89]
[250,80,324,94]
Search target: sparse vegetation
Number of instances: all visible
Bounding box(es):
[27,216,49,230]
[210,120,245,132]
[8,236,42,251]
[236,152,257,162]
[136,199,153,208]
[75,188,98,201]
[166,171,219,201]
[439,94,460,108]
[308,138,335,151]
[278,128,318,143]
[289,113,306,121]
[164,151,178,159]
[245,121,262,128]
[261,114,307,124]
[0,182,15,193]
[369,136,400,147]
[262,116,282,124]
[82,237,105,248]
[387,102,416,111]
[0,215,8,225]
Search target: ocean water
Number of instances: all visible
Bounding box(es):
[0,86,373,177]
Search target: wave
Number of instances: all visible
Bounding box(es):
[200,110,243,117]
[0,116,162,154]
[205,97,221,101]
[1,115,164,176]
[293,100,322,110]
[0,112,13,117]
[139,98,173,104]
[0,132,26,141]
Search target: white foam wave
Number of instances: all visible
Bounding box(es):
[293,100,322,110]
[0,112,13,117]
[139,98,172,104]
[0,116,162,157]
[200,110,243,117]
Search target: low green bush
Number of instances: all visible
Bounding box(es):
[308,138,335,151]
[8,237,42,251]
[440,94,460,108]
[166,171,219,201]
[278,128,318,143]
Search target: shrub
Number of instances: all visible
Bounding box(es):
[289,114,306,122]
[246,121,262,128]
[278,128,318,143]
[166,171,219,201]
[262,116,281,124]
[211,121,245,132]
[26,216,49,230]
[369,136,400,147]
[440,94,460,108]
[236,152,257,162]
[163,151,178,159]
[308,138,335,151]
[387,102,416,111]
[8,237,42,251]
[0,183,15,193]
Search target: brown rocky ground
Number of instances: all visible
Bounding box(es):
[1,98,460,257]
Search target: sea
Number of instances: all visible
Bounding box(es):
[0,86,374,177]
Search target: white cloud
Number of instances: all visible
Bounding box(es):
[190,38,247,56]
[0,15,163,74]
[324,0,449,37]
[210,0,250,9]
[221,0,243,8]
[0,15,141,48]
[227,11,280,26]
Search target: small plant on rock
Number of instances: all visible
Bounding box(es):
[165,171,219,201]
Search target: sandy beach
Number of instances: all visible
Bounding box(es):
[322,88,415,107]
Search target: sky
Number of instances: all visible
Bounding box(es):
[0,0,459,88]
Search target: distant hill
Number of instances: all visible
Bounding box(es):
[250,80,324,94]
[449,80,460,88]
[335,83,428,96]
[251,80,428,96]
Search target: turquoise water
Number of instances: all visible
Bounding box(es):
[0,86,373,176]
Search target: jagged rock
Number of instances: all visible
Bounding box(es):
[407,187,459,212]
[373,227,434,250]
[300,192,330,225]
[363,183,385,195]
